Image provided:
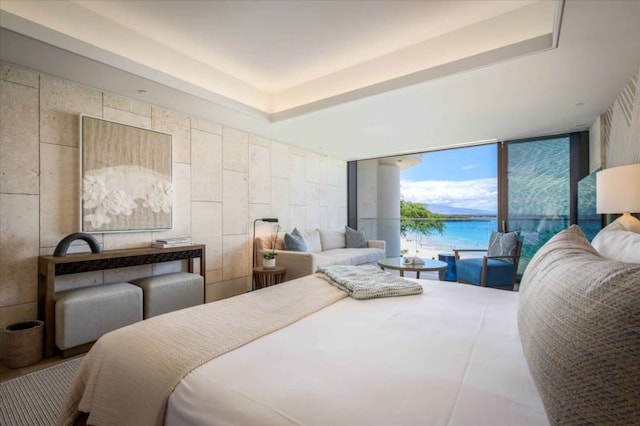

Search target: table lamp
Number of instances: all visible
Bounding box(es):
[596,163,640,233]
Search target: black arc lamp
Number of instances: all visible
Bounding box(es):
[252,218,279,267]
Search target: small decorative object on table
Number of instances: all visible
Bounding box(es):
[54,232,103,257]
[262,224,281,269]
[151,237,192,248]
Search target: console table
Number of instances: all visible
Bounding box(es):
[38,244,206,357]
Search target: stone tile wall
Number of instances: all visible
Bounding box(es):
[0,64,347,359]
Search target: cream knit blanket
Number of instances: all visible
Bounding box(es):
[58,275,347,426]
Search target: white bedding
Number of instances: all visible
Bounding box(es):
[166,279,547,425]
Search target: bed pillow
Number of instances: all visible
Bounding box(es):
[300,229,322,253]
[518,225,640,425]
[487,231,519,257]
[319,229,346,251]
[345,226,367,248]
[284,228,307,252]
[591,221,640,263]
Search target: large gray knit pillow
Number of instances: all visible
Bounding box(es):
[518,225,640,425]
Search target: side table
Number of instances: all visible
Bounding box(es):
[437,253,457,282]
[252,266,287,290]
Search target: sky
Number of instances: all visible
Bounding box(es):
[400,144,498,212]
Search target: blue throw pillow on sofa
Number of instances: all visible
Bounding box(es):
[284,228,307,252]
[345,226,367,248]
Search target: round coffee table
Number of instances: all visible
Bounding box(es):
[378,257,447,279]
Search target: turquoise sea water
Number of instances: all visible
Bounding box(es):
[406,219,498,252]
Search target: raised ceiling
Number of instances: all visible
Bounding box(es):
[1,0,639,160]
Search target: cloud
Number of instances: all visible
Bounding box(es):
[461,164,478,170]
[400,178,497,211]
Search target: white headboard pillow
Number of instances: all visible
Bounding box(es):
[591,220,640,263]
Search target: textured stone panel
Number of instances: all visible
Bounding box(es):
[205,277,246,302]
[306,152,321,183]
[52,271,104,293]
[270,177,290,230]
[103,107,151,129]
[271,141,290,178]
[320,206,329,230]
[306,183,321,230]
[222,234,248,280]
[151,107,191,164]
[0,302,37,359]
[319,183,329,207]
[289,153,306,206]
[249,204,272,234]
[319,157,328,186]
[40,75,102,146]
[191,129,222,202]
[103,265,154,283]
[329,159,346,187]
[192,201,222,270]
[40,143,79,248]
[0,64,39,88]
[0,80,39,194]
[153,163,191,239]
[223,128,248,172]
[249,142,271,204]
[192,118,222,135]
[249,134,270,148]
[103,92,151,116]
[152,260,185,276]
[222,170,248,235]
[0,194,39,307]
[102,232,153,250]
[290,205,306,230]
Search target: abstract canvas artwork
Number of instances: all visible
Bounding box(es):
[80,116,173,232]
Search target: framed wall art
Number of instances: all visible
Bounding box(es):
[79,115,173,233]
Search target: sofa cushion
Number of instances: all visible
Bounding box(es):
[284,228,307,252]
[591,220,640,263]
[301,229,322,253]
[518,225,640,425]
[345,226,367,248]
[319,229,346,250]
[256,234,285,251]
[315,248,385,268]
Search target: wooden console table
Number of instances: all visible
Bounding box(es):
[38,244,206,357]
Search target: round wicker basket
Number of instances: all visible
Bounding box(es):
[4,320,44,369]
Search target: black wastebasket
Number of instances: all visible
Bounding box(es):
[3,320,44,369]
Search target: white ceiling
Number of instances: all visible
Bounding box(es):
[1,0,639,160]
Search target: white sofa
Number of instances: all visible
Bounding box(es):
[256,228,386,281]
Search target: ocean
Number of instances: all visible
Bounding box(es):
[404,219,498,253]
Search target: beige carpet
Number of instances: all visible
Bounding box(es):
[0,357,82,426]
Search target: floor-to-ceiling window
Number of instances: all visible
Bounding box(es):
[400,144,497,258]
[503,137,571,274]
[350,131,597,280]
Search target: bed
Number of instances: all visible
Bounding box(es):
[59,273,547,426]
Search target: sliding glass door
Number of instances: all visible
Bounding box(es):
[504,137,571,274]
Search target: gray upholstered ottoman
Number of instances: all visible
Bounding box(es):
[130,272,204,318]
[55,282,142,354]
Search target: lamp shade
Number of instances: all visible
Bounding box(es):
[596,163,640,214]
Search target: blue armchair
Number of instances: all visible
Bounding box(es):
[453,232,522,290]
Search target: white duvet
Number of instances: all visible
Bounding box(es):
[166,279,547,425]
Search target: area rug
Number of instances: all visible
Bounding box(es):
[0,357,82,426]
